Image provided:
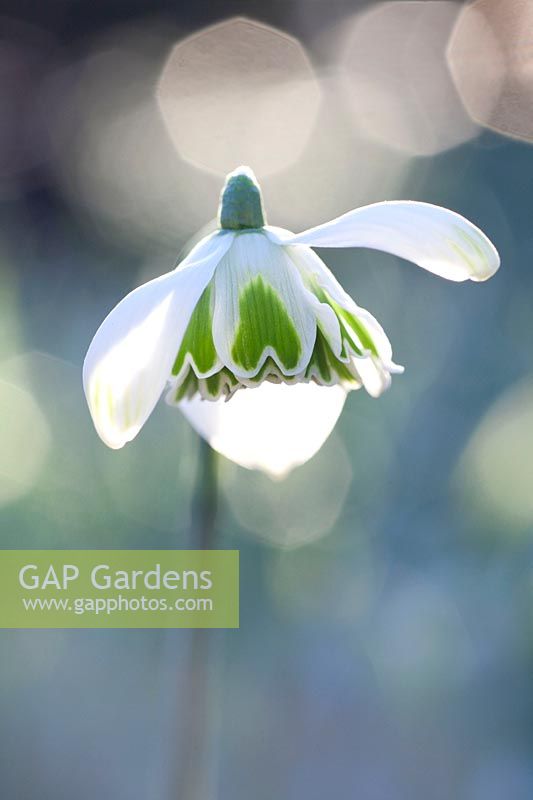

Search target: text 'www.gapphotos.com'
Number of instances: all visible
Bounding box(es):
[21,595,214,616]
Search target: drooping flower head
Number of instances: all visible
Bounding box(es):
[83,166,499,462]
[167,166,403,406]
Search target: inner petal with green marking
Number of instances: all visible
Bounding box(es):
[167,274,366,402]
[171,283,219,380]
[231,275,302,372]
[166,229,391,403]
[167,330,363,402]
[304,277,381,361]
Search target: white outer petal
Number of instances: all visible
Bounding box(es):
[179,383,347,479]
[212,232,318,378]
[267,202,500,282]
[83,231,234,449]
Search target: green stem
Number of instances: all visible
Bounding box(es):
[191,439,219,551]
[175,439,218,800]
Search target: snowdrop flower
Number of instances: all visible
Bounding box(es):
[83,166,499,458]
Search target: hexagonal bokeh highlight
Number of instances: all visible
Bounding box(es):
[157,17,321,176]
[338,1,478,156]
[448,0,533,142]
[221,428,352,549]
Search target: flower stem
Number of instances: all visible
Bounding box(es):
[191,438,219,551]
[176,439,218,800]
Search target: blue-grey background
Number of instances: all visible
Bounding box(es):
[1,1,532,798]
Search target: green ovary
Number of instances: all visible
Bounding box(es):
[231,276,302,372]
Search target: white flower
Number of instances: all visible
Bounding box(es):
[83,165,500,463]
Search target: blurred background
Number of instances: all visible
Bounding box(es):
[0,0,532,797]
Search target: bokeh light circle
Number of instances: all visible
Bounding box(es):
[338,1,478,156]
[157,16,321,177]
[448,0,533,142]
[455,380,533,533]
